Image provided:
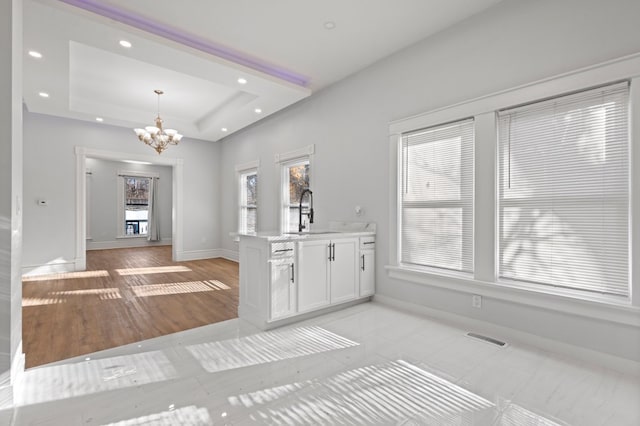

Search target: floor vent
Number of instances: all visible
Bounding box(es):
[466,332,507,347]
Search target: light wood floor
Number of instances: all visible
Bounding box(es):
[22,246,239,368]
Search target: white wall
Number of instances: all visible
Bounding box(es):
[219,0,640,361]
[0,0,23,395]
[85,158,172,249]
[23,112,221,273]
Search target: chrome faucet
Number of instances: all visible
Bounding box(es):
[298,188,314,232]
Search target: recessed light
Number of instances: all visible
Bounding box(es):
[38,92,49,98]
[221,127,228,132]
[28,50,42,59]
[95,117,104,122]
[237,77,247,85]
[254,108,262,114]
[324,21,336,30]
[119,40,132,48]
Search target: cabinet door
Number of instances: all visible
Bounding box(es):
[270,258,296,320]
[297,239,331,313]
[330,238,359,304]
[360,249,375,296]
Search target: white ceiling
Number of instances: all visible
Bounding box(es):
[23,0,505,142]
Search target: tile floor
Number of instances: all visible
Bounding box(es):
[2,302,639,425]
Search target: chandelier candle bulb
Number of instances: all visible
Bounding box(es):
[133,89,183,154]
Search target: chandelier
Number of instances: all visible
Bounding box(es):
[134,89,183,154]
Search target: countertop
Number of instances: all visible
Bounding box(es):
[236,221,376,242]
[238,230,375,242]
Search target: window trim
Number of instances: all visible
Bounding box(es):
[235,160,259,234]
[276,145,314,233]
[116,169,158,239]
[388,52,640,323]
[85,168,92,240]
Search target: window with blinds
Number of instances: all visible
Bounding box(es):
[239,169,257,234]
[400,119,474,273]
[498,82,629,297]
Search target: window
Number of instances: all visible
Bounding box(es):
[498,82,629,297]
[239,169,258,234]
[117,171,156,237]
[282,159,310,233]
[400,119,474,272]
[124,176,150,236]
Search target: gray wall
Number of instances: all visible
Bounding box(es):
[219,0,640,361]
[85,158,172,249]
[22,112,221,271]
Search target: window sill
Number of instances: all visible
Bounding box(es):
[385,265,640,327]
[116,235,148,239]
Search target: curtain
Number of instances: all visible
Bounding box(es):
[147,177,161,241]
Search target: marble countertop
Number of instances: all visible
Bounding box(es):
[239,230,375,242]
[236,221,376,242]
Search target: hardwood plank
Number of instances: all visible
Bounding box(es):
[22,246,239,368]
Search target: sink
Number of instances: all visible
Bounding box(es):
[284,231,341,235]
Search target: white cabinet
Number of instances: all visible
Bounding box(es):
[360,251,375,296]
[297,239,330,312]
[239,238,297,327]
[359,237,375,296]
[270,257,296,320]
[330,238,359,303]
[297,237,358,312]
[239,232,374,330]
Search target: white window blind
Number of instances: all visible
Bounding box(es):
[401,119,474,272]
[498,82,629,297]
[239,170,257,234]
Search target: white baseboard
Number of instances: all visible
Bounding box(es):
[176,249,239,262]
[21,261,76,277]
[373,294,640,377]
[176,249,223,261]
[218,249,239,262]
[87,238,171,251]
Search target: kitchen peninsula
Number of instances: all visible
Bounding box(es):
[238,223,375,330]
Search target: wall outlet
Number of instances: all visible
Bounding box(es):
[472,295,482,309]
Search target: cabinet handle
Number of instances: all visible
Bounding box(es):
[331,243,336,261]
[274,248,293,253]
[328,244,332,261]
[290,263,295,283]
[361,254,365,271]
[363,241,375,245]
